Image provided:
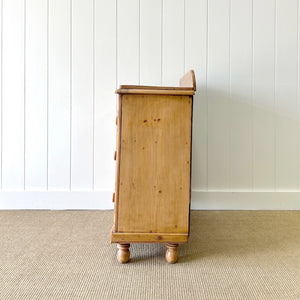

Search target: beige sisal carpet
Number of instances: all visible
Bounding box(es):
[0,210,299,299]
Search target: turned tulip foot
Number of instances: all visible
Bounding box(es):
[165,243,179,264]
[117,243,130,263]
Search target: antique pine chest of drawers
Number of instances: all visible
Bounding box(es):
[110,70,196,263]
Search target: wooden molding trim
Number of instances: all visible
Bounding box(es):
[119,85,194,91]
[179,70,196,90]
[116,70,196,95]
[110,231,189,243]
[115,88,195,96]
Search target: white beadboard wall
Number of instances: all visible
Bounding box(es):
[0,0,300,209]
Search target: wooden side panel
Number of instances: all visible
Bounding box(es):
[114,95,122,229]
[117,94,192,233]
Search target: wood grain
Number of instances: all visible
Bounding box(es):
[116,243,130,263]
[179,70,196,90]
[115,94,192,234]
[114,96,122,228]
[165,243,179,263]
[111,231,188,243]
[119,85,194,91]
[116,88,195,96]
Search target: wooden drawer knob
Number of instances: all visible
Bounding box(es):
[112,192,115,202]
[114,151,117,160]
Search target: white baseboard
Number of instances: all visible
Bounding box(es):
[191,191,300,210]
[0,190,299,210]
[0,191,114,210]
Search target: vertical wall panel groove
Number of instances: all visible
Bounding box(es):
[206,0,209,191]
[92,0,95,189]
[0,0,2,189]
[71,0,94,190]
[275,0,298,190]
[162,0,184,86]
[274,0,277,191]
[230,0,253,190]
[207,0,230,190]
[25,0,47,190]
[94,0,116,191]
[228,0,231,190]
[2,0,25,190]
[253,0,275,191]
[24,0,26,190]
[117,0,139,86]
[140,0,161,86]
[138,0,140,85]
[251,0,254,191]
[116,0,118,92]
[161,0,163,86]
[183,0,185,73]
[69,0,72,190]
[46,0,49,189]
[298,0,300,190]
[185,0,208,190]
[48,0,71,190]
